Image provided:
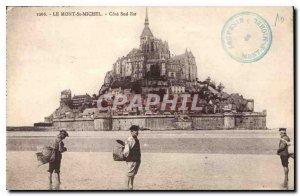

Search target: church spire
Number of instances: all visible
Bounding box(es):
[145,7,149,26]
[140,7,153,38]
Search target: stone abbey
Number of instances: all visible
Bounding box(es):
[100,8,197,95]
[37,8,267,131]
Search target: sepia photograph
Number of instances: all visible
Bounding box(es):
[6,6,294,190]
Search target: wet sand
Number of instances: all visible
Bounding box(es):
[7,129,288,154]
[7,151,294,190]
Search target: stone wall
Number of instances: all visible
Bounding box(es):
[52,112,267,131]
[173,121,192,130]
[145,116,175,130]
[191,115,224,130]
[112,116,146,131]
[235,113,267,130]
[53,119,94,131]
[224,114,235,129]
[94,118,111,130]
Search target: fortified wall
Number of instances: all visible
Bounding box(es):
[51,112,267,131]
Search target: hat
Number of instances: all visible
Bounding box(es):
[129,125,140,131]
[279,128,287,132]
[59,130,69,137]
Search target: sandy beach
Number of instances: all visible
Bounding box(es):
[6,129,295,190]
[7,151,294,190]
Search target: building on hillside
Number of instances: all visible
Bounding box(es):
[109,8,198,88]
[72,94,93,109]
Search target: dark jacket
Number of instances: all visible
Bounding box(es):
[124,136,141,162]
[52,137,65,160]
[277,135,290,156]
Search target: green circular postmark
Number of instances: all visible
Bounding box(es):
[221,12,272,63]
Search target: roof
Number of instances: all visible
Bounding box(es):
[171,54,185,60]
[169,54,186,64]
[127,48,142,57]
[186,50,194,58]
[141,25,153,37]
[61,89,71,94]
[72,94,91,99]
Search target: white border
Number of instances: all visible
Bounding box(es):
[1,0,298,195]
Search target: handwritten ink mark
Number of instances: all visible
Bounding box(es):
[274,13,284,26]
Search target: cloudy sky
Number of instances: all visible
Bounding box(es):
[7,7,293,128]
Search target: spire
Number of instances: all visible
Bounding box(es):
[145,7,149,26]
[140,7,153,37]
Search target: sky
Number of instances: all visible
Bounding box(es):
[7,6,294,128]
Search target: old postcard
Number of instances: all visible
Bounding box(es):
[6,6,294,190]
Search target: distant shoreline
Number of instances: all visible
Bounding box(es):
[6,126,275,132]
[6,126,53,132]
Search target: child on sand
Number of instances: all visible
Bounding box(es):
[48,130,68,184]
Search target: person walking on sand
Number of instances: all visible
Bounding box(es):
[123,125,141,190]
[48,130,68,184]
[277,128,291,186]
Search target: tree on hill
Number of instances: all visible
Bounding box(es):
[205,76,211,84]
[217,83,225,92]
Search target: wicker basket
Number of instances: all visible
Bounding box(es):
[36,146,55,166]
[113,139,125,161]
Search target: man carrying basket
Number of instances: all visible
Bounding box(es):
[277,128,293,187]
[123,125,141,190]
[48,130,69,184]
